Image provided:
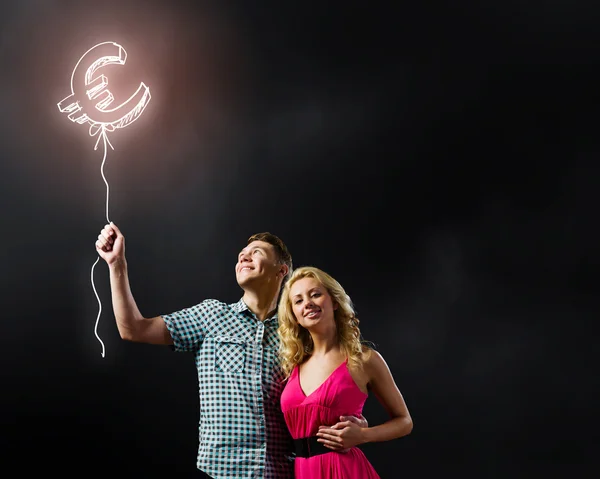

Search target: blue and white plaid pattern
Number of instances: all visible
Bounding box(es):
[162,299,294,479]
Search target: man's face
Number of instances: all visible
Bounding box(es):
[235,240,281,288]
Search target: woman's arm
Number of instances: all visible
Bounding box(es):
[360,349,413,443]
[316,350,412,449]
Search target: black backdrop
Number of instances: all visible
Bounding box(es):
[0,1,595,477]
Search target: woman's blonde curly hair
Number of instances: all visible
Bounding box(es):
[277,266,371,378]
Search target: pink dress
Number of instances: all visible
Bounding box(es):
[280,359,380,478]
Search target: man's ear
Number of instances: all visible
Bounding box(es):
[279,264,289,279]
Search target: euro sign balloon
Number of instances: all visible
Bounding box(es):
[58,41,151,150]
[58,41,151,358]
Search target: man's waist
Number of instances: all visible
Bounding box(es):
[197,440,291,454]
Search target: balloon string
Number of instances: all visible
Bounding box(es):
[91,257,105,358]
[90,128,110,358]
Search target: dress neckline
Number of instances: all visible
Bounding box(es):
[297,359,348,398]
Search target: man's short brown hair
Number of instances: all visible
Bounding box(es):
[247,232,293,282]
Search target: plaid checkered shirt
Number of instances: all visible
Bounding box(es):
[162,298,294,479]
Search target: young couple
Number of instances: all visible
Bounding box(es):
[95,223,412,479]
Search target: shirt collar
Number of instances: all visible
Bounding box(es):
[233,298,279,324]
[232,298,249,313]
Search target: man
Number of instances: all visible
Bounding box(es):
[95,222,364,479]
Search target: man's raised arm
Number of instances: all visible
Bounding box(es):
[96,222,172,345]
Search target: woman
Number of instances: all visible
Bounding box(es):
[277,266,413,478]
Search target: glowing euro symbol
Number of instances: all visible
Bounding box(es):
[57,41,151,150]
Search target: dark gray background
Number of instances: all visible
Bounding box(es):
[0,1,596,477]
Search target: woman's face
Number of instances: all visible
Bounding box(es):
[289,276,337,330]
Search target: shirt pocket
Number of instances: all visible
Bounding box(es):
[214,336,246,373]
